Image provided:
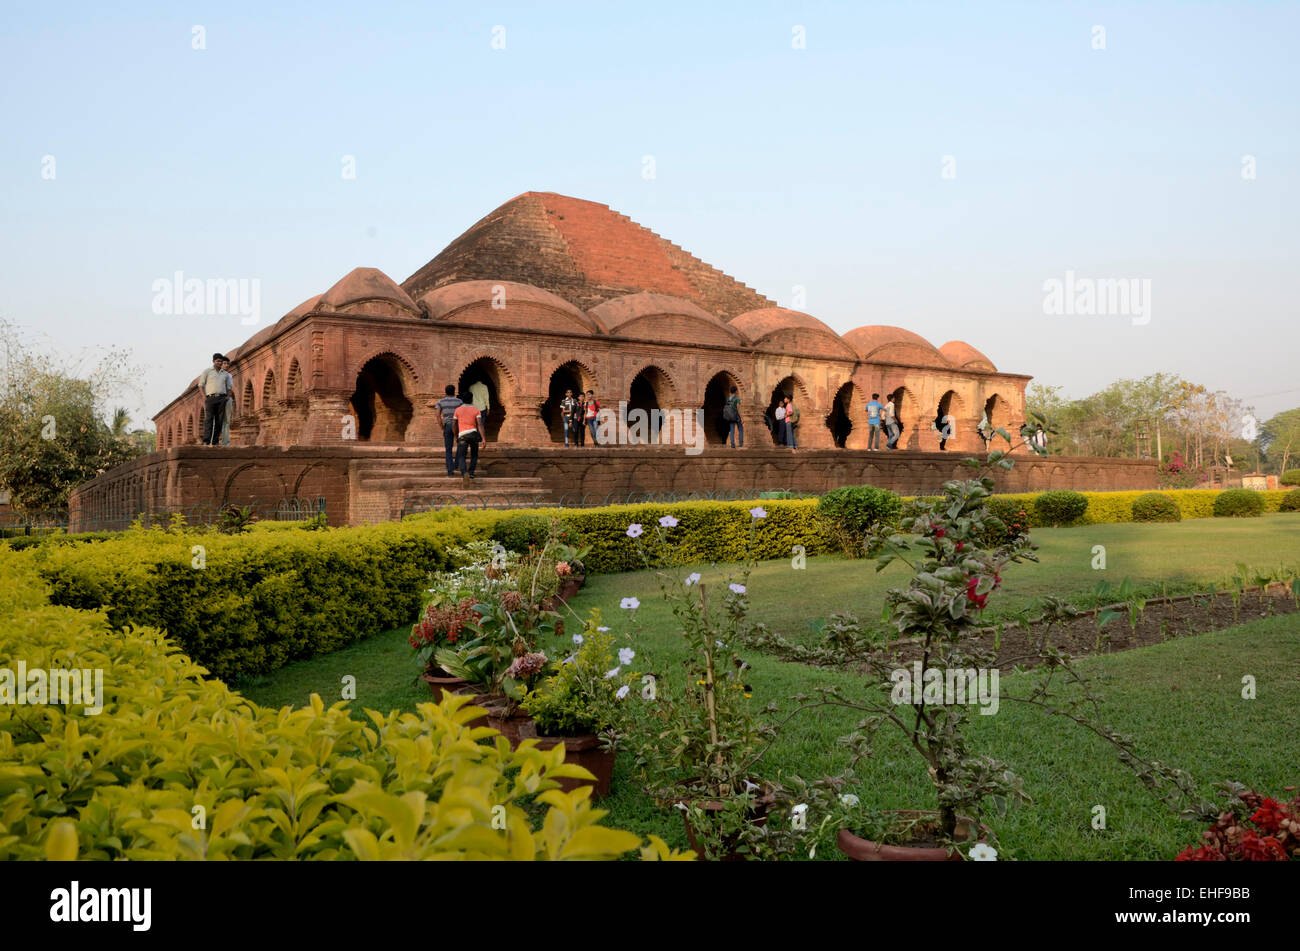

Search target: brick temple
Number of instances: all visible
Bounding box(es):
[70,192,1158,528]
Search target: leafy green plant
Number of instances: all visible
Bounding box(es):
[1279,488,1300,512]
[521,611,637,736]
[1131,492,1180,523]
[217,503,257,535]
[816,485,903,557]
[1033,490,1088,527]
[1213,488,1264,518]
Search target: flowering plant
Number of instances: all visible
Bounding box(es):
[1176,784,1299,861]
[1158,451,1205,489]
[521,610,638,737]
[613,511,779,826]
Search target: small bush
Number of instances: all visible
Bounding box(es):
[1281,469,1300,487]
[984,496,1031,545]
[1033,490,1089,527]
[1213,488,1265,518]
[491,514,579,552]
[1279,488,1300,512]
[1131,492,1181,523]
[816,485,903,556]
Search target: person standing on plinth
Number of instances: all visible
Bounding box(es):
[454,399,485,481]
[884,396,901,450]
[784,397,800,449]
[584,390,601,446]
[724,385,743,448]
[196,353,227,446]
[218,357,236,446]
[866,392,883,451]
[560,388,578,447]
[433,384,463,475]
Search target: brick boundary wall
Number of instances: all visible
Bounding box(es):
[68,445,1160,531]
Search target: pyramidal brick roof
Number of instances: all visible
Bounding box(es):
[401,192,777,319]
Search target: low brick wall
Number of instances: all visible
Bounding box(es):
[68,444,1159,531]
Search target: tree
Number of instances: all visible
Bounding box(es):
[0,318,147,512]
[1260,408,1300,475]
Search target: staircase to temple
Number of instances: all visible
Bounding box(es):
[349,455,553,521]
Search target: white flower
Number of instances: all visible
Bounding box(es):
[715,639,725,648]
[572,632,584,645]
[618,647,635,665]
[840,794,860,807]
[729,583,746,595]
[792,803,808,815]
[561,654,577,665]
[597,626,611,632]
[615,685,630,700]
[673,802,688,811]
[659,515,678,528]
[968,843,997,862]
[604,666,622,679]
[742,780,760,792]
[685,572,701,586]
[750,506,767,519]
[620,597,640,610]
[626,523,643,538]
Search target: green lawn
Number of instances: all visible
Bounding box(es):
[232,517,1300,859]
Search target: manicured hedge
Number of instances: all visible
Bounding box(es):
[1131,492,1181,523]
[1281,488,1300,512]
[1282,469,1300,487]
[31,509,502,679]
[1213,488,1265,518]
[466,499,828,575]
[982,489,1293,526]
[0,550,662,861]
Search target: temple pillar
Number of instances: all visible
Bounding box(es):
[505,396,549,446]
[300,390,355,444]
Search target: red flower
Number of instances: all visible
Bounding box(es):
[1175,844,1224,862]
[955,542,964,552]
[1239,831,1287,862]
[966,576,988,610]
[933,527,946,538]
[1249,798,1289,835]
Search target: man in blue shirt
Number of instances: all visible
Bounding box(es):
[433,384,463,475]
[866,393,883,451]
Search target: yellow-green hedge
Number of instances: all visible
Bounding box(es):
[0,550,679,861]
[982,489,1294,526]
[30,509,504,679]
[416,499,828,575]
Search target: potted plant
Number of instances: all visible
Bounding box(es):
[518,610,638,797]
[613,511,783,860]
[410,596,482,700]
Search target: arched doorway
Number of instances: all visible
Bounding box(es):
[935,390,962,450]
[626,366,674,444]
[766,376,804,446]
[887,386,917,449]
[827,382,855,448]
[982,393,1008,446]
[350,356,413,442]
[702,371,740,446]
[542,361,591,443]
[457,358,509,441]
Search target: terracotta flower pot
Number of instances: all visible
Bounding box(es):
[533,733,616,798]
[836,811,987,862]
[556,575,585,604]
[420,667,471,703]
[674,784,777,861]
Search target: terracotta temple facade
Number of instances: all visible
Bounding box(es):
[152,192,1032,456]
[70,192,1158,529]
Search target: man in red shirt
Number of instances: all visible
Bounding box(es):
[453,401,486,479]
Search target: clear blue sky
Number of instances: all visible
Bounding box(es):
[3,0,1297,426]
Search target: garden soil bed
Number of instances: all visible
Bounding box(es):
[875,585,1298,669]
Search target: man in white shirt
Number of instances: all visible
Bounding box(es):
[773,401,786,446]
[469,380,490,413]
[195,353,227,446]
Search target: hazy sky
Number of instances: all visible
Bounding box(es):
[3,1,1297,427]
